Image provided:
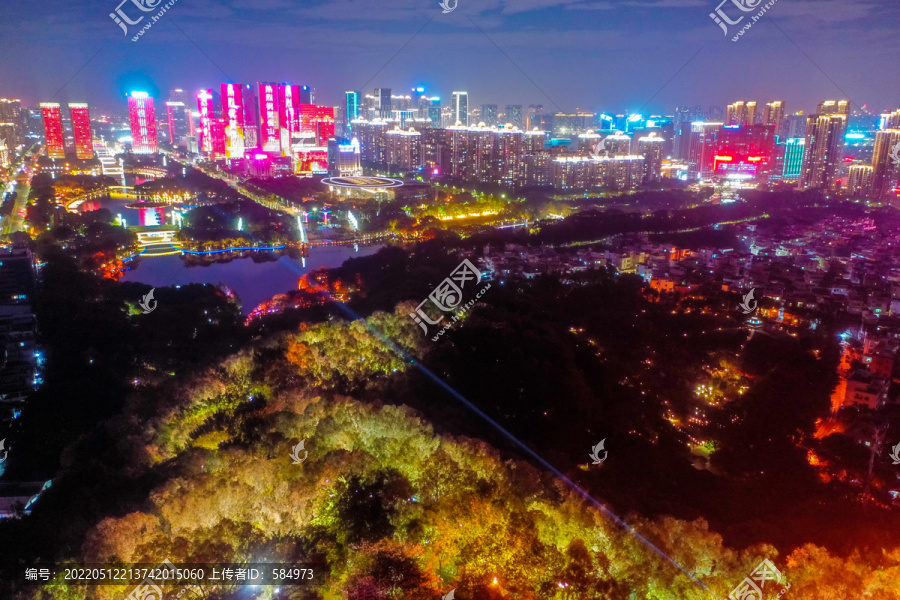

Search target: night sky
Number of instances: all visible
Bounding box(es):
[1,0,897,116]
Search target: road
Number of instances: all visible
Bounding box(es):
[1,147,37,236]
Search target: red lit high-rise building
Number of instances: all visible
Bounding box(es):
[221,83,245,159]
[128,92,158,154]
[299,104,335,146]
[68,103,93,160]
[714,124,776,181]
[40,102,66,158]
[258,82,280,154]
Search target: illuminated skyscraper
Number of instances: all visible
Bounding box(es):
[714,124,776,181]
[299,85,313,104]
[871,128,900,199]
[197,90,225,159]
[726,101,757,126]
[527,104,543,130]
[481,104,498,126]
[427,97,441,129]
[879,109,900,130]
[221,83,245,159]
[166,101,190,149]
[299,104,336,146]
[127,92,158,154]
[0,99,24,152]
[452,91,468,126]
[385,128,422,170]
[505,105,523,129]
[242,84,259,149]
[345,91,360,130]
[258,82,281,154]
[375,88,391,119]
[40,102,66,158]
[637,131,665,183]
[68,103,93,160]
[687,122,723,179]
[763,101,785,128]
[847,164,874,197]
[278,83,301,156]
[780,138,806,183]
[799,100,849,190]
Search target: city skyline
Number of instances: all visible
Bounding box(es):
[0,0,898,113]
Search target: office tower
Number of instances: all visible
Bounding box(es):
[638,132,665,183]
[327,137,362,176]
[800,100,849,190]
[375,88,392,118]
[714,124,776,181]
[299,104,335,146]
[40,103,66,158]
[197,90,223,158]
[726,101,756,126]
[674,106,704,160]
[452,91,468,126]
[221,83,245,159]
[258,82,280,154]
[527,104,544,130]
[299,85,313,104]
[871,129,900,199]
[0,99,24,151]
[345,91,360,131]
[278,84,301,156]
[0,138,8,168]
[847,165,874,197]
[427,97,442,129]
[505,105,523,129]
[68,103,93,160]
[687,122,723,179]
[879,109,900,130]
[127,92,158,154]
[763,101,785,128]
[166,101,190,149]
[242,84,259,149]
[779,138,806,182]
[480,104,498,126]
[784,112,807,139]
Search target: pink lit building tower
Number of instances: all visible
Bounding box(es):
[258,82,280,154]
[221,83,245,159]
[197,90,226,159]
[278,83,301,157]
[127,92,158,154]
[68,103,93,159]
[40,102,66,158]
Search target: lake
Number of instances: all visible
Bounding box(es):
[120,245,384,314]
